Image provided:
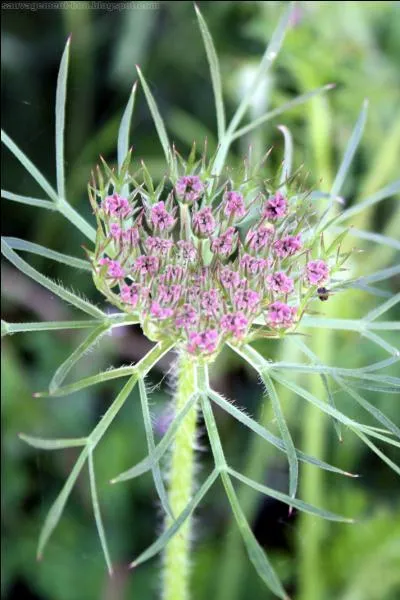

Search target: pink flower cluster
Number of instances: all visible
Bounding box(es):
[91,164,339,357]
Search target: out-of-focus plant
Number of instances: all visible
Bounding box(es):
[2,4,399,600]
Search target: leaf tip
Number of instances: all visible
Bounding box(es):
[128,560,137,570]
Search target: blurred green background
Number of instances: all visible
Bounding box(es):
[2,2,400,600]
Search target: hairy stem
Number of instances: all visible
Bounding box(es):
[163,354,198,600]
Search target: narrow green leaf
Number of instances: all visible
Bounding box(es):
[334,225,400,250]
[139,378,173,518]
[227,468,353,523]
[261,372,298,503]
[331,100,368,197]
[1,238,104,319]
[55,37,70,201]
[351,430,400,476]
[19,433,87,450]
[334,377,400,439]
[136,66,173,172]
[130,469,219,568]
[221,472,288,599]
[49,324,109,393]
[36,341,173,398]
[335,179,400,224]
[2,320,100,336]
[293,339,342,440]
[207,388,356,477]
[37,448,88,559]
[228,2,294,136]
[36,342,169,559]
[1,190,56,211]
[88,449,113,575]
[118,82,137,172]
[195,4,225,140]
[111,392,198,484]
[365,293,400,323]
[200,390,227,470]
[231,84,335,141]
[1,130,58,202]
[363,330,400,357]
[271,371,397,439]
[3,237,91,271]
[278,125,293,189]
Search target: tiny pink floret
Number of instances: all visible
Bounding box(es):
[306,260,330,285]
[267,301,297,328]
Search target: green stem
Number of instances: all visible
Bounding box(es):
[163,354,198,600]
[297,314,332,600]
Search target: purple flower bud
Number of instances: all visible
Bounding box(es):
[234,288,260,312]
[146,237,174,255]
[187,329,219,354]
[151,201,175,232]
[273,234,302,258]
[150,302,174,320]
[245,225,274,252]
[240,254,268,276]
[267,301,297,328]
[224,190,246,218]
[109,223,123,239]
[120,283,141,307]
[263,192,287,220]
[221,312,248,338]
[211,227,237,257]
[99,258,124,279]
[220,267,241,289]
[306,260,330,285]
[201,289,222,316]
[175,304,198,328]
[175,175,204,204]
[266,272,294,294]
[163,265,185,284]
[102,193,132,218]
[177,240,197,262]
[134,255,160,276]
[192,207,216,238]
[122,227,140,246]
[158,284,182,305]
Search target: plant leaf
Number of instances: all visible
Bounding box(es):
[88,449,113,575]
[220,471,288,599]
[139,378,173,518]
[207,388,356,477]
[1,130,58,202]
[19,433,87,450]
[136,66,174,173]
[118,82,137,172]
[2,320,100,336]
[130,469,219,568]
[261,371,298,504]
[195,4,225,140]
[278,125,293,189]
[1,238,104,319]
[55,36,70,201]
[232,84,335,141]
[335,179,400,224]
[1,190,56,211]
[330,100,368,197]
[2,237,91,271]
[111,392,198,484]
[49,324,109,393]
[227,468,353,523]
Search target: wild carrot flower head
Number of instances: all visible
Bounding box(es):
[88,152,350,360]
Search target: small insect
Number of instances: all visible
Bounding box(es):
[317,287,330,301]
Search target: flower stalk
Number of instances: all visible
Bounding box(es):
[163,353,198,600]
